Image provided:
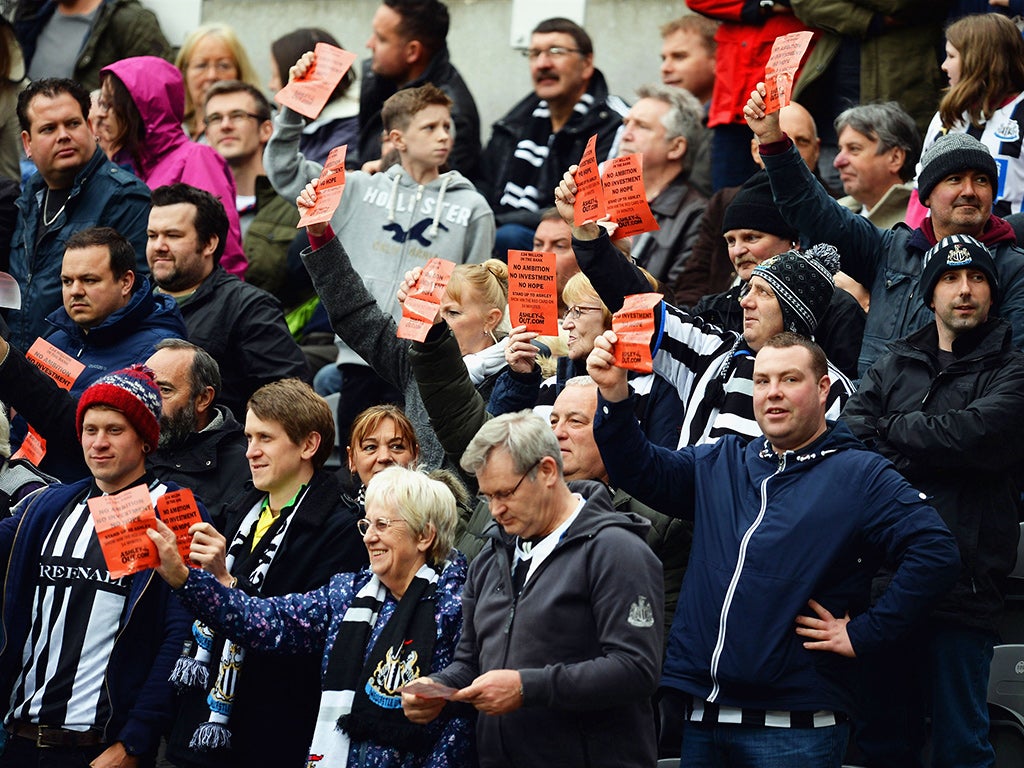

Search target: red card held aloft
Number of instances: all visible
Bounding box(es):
[612,293,662,373]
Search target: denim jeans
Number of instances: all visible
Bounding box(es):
[855,622,996,768]
[679,719,850,767]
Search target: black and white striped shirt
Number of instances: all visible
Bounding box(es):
[8,478,166,731]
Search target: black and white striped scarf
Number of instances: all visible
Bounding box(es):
[498,94,596,214]
[306,562,440,768]
[169,489,306,751]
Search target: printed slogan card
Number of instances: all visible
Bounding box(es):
[612,293,662,373]
[507,250,559,335]
[573,135,658,237]
[763,31,814,113]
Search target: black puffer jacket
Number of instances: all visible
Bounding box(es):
[842,318,1024,630]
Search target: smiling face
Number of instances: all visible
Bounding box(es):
[529,31,593,109]
[923,170,994,240]
[660,28,715,103]
[347,416,417,487]
[81,406,148,493]
[361,501,432,598]
[562,291,608,361]
[61,245,133,328]
[724,229,792,282]
[21,92,97,188]
[930,268,993,350]
[739,275,785,351]
[244,411,316,505]
[550,385,606,482]
[752,344,829,454]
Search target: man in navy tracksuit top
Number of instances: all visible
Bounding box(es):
[0,366,199,767]
[588,330,960,768]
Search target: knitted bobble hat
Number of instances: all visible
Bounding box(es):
[76,364,162,450]
[751,243,840,337]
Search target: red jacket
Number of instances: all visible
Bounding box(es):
[687,0,815,128]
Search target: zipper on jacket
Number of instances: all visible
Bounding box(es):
[707,452,786,702]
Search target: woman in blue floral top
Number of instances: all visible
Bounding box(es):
[149,465,475,768]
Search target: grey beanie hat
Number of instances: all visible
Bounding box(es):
[751,244,840,337]
[917,133,998,203]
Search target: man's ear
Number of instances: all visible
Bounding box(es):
[888,146,906,176]
[404,38,423,66]
[667,135,687,162]
[258,119,273,145]
[193,385,216,416]
[20,130,31,159]
[120,269,135,297]
[201,235,220,262]
[299,431,322,462]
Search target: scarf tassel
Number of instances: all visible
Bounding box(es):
[189,721,233,751]
[169,655,209,691]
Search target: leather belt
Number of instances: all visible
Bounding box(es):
[8,720,104,748]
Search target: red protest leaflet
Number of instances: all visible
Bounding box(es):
[26,337,86,390]
[297,145,347,227]
[396,258,456,342]
[573,134,606,225]
[156,488,205,567]
[763,31,814,113]
[612,293,663,373]
[601,154,659,238]
[88,485,159,578]
[507,250,559,335]
[274,43,357,120]
[11,427,45,464]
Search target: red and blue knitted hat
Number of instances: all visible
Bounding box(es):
[76,364,162,450]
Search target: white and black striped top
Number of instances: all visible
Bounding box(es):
[7,478,165,731]
[689,698,843,729]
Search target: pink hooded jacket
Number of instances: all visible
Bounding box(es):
[101,56,246,278]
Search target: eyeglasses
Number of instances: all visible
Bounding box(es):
[478,460,541,506]
[522,46,582,60]
[357,517,408,536]
[563,305,603,321]
[204,110,264,127]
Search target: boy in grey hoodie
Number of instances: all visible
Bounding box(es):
[266,65,494,444]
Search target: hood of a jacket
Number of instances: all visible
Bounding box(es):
[44,276,186,348]
[102,56,187,178]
